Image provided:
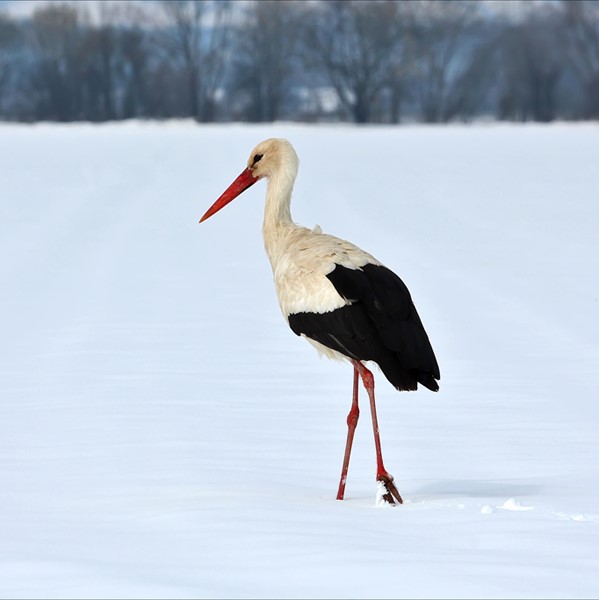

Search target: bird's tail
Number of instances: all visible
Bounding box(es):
[378,354,440,392]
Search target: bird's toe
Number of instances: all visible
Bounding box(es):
[376,473,403,505]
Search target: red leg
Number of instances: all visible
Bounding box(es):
[336,367,360,500]
[351,360,403,505]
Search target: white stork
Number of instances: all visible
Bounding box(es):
[200,138,440,505]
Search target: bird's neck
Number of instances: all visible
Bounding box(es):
[262,169,296,264]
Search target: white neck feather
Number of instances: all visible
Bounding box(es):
[262,163,297,265]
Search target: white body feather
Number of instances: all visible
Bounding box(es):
[267,224,380,316]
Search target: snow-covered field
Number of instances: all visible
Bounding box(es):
[1,121,598,598]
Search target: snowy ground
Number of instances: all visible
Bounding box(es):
[1,121,598,598]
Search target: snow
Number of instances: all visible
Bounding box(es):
[499,498,535,512]
[1,121,598,598]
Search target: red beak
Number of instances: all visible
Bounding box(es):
[199,168,259,223]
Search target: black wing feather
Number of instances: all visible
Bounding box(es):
[288,263,440,392]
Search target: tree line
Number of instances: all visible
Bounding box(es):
[0,0,598,124]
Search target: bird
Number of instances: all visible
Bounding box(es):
[199,138,440,505]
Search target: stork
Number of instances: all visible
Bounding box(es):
[200,138,440,505]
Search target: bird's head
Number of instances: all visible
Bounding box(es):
[246,138,298,180]
[199,138,298,223]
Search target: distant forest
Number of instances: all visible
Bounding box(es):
[0,0,598,124]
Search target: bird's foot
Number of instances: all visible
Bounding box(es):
[376,473,403,506]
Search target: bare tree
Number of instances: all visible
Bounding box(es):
[302,0,405,123]
[161,0,231,121]
[26,2,157,121]
[410,1,483,123]
[230,1,303,122]
[561,0,599,118]
[88,2,130,120]
[78,7,117,120]
[92,2,154,119]
[492,5,565,123]
[0,12,20,113]
[30,4,85,120]
[117,27,151,119]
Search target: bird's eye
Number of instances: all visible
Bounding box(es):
[253,154,263,165]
